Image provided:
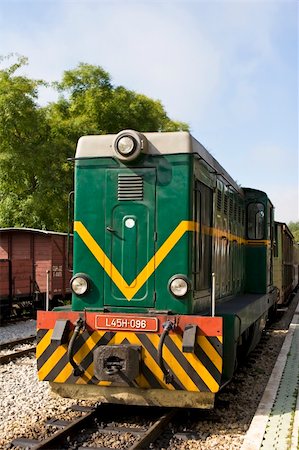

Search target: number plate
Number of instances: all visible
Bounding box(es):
[95,315,158,332]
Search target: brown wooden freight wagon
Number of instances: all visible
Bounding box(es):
[0,228,73,317]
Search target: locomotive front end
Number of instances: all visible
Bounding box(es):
[37,130,223,408]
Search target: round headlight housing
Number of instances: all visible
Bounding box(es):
[113,130,147,162]
[169,275,190,298]
[117,136,135,155]
[70,274,90,296]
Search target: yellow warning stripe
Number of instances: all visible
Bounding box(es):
[74,220,199,300]
[148,334,200,392]
[197,336,222,373]
[37,329,222,392]
[38,345,67,380]
[36,329,53,359]
[75,220,269,301]
[170,334,219,392]
[54,331,102,383]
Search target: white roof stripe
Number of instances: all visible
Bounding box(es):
[75,131,242,194]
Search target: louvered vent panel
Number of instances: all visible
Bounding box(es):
[234,204,238,221]
[229,198,233,218]
[118,175,143,201]
[224,195,228,215]
[217,190,222,210]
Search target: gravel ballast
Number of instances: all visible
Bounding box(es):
[0,320,36,344]
[0,296,297,449]
[0,356,80,448]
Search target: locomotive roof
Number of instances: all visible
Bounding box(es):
[76,131,242,194]
[0,227,69,236]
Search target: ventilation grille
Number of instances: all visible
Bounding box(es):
[217,190,222,210]
[229,198,233,218]
[224,195,228,215]
[118,175,143,201]
[234,203,238,221]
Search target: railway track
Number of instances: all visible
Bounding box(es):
[0,336,36,364]
[6,295,299,450]
[11,404,177,449]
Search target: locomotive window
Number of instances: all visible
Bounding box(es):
[247,203,265,239]
[193,180,213,291]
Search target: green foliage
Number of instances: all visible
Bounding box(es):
[49,62,188,139]
[288,221,299,242]
[0,57,189,231]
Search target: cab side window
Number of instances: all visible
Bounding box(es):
[247,203,265,239]
[193,180,213,290]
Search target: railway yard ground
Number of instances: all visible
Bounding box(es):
[0,294,298,450]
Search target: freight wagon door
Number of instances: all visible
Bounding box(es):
[105,168,156,308]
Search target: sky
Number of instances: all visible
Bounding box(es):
[0,0,298,223]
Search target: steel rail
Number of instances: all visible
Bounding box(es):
[129,408,178,450]
[12,405,177,450]
[0,346,36,364]
[0,335,36,351]
[12,407,97,449]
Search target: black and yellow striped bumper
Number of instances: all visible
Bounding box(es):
[37,311,223,395]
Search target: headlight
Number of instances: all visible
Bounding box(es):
[169,275,190,297]
[113,130,147,162]
[70,274,90,296]
[117,136,135,155]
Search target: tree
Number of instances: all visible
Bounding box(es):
[0,58,189,231]
[48,62,188,141]
[0,55,75,231]
[288,222,299,242]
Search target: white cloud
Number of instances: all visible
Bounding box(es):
[268,184,299,223]
[0,0,297,222]
[2,2,223,120]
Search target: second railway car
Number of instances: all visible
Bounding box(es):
[0,228,72,319]
[37,130,293,408]
[273,222,299,304]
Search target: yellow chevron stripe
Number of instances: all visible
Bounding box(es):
[148,334,200,392]
[171,334,220,391]
[53,331,102,383]
[171,334,219,392]
[36,329,53,359]
[74,220,269,302]
[74,220,199,300]
[37,330,222,391]
[38,345,67,380]
[197,336,222,373]
[247,240,271,245]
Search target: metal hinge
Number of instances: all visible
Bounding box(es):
[154,232,157,241]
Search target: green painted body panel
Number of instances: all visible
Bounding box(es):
[104,168,156,307]
[72,154,193,313]
[245,246,267,293]
[222,315,239,382]
[243,188,273,294]
[220,290,276,382]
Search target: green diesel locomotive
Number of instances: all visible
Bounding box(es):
[37,130,284,408]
